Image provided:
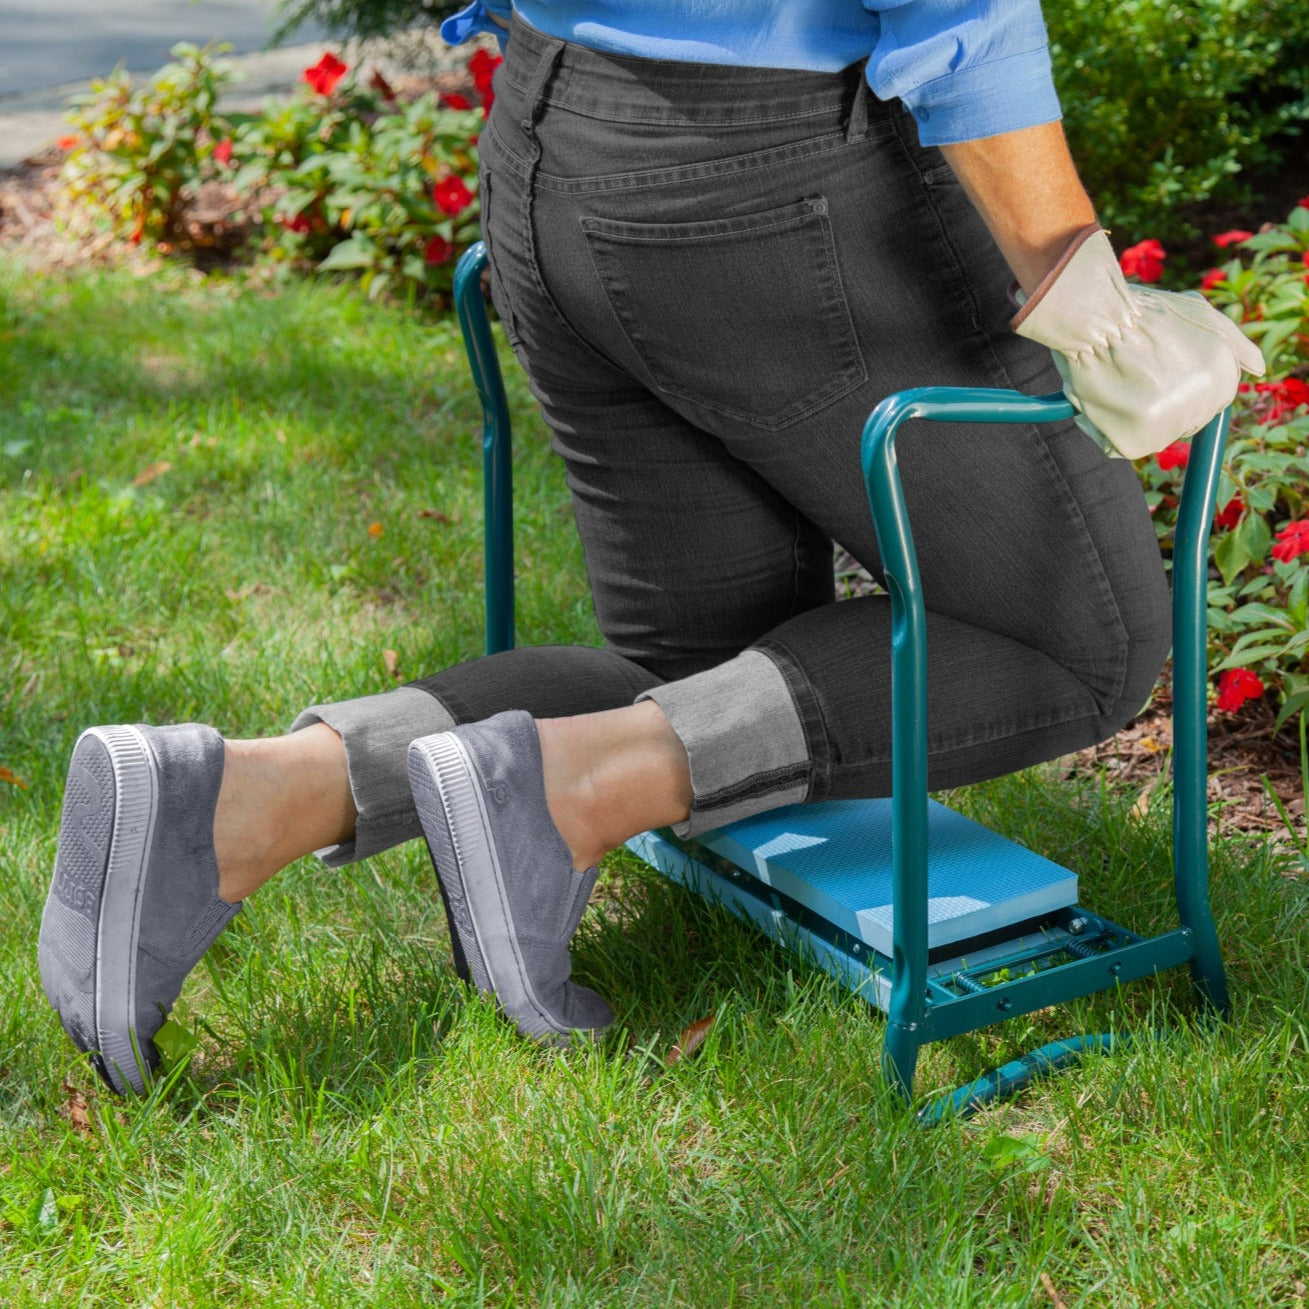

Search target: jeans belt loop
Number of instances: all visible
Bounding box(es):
[845,65,870,144]
[517,36,567,139]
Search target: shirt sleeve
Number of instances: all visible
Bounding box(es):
[863,0,1062,146]
[441,1,513,49]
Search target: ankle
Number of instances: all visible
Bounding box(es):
[213,740,282,902]
[537,704,692,872]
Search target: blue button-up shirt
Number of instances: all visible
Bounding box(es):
[441,0,1061,146]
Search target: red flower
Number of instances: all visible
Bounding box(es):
[56,134,80,151]
[469,48,502,110]
[1199,267,1227,292]
[1298,195,1309,209]
[468,49,501,88]
[279,213,313,234]
[1213,497,1243,531]
[424,234,453,265]
[213,138,233,166]
[1271,519,1309,563]
[433,176,473,216]
[1252,377,1309,425]
[440,92,474,110]
[1212,229,1253,248]
[369,70,397,101]
[1156,440,1190,471]
[302,53,348,96]
[1119,239,1166,283]
[1216,668,1265,713]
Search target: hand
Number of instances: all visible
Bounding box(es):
[1011,226,1266,460]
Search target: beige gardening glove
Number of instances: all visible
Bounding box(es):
[1011,225,1266,459]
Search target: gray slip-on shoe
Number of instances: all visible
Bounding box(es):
[407,710,613,1045]
[38,723,241,1095]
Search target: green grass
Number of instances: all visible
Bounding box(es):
[2,257,1307,1306]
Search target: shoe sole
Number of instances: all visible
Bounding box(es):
[407,734,572,1044]
[45,725,159,1095]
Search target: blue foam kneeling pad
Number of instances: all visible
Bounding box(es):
[692,798,1077,957]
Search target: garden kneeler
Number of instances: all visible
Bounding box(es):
[454,241,1231,1121]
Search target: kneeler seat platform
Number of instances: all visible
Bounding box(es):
[683,798,1077,958]
[629,801,1121,1019]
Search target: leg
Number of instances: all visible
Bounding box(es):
[389,31,1174,1043]
[468,30,1171,836]
[214,725,355,902]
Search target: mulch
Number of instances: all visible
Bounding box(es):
[5,153,1306,854]
[1061,665,1306,850]
[0,151,66,259]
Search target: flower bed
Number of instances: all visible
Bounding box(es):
[55,41,495,302]
[1125,207,1309,739]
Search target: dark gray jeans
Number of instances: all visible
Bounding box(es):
[294,17,1171,864]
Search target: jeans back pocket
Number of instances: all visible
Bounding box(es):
[580,197,867,431]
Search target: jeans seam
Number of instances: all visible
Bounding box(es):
[751,638,832,803]
[503,89,845,128]
[401,682,463,724]
[514,133,624,378]
[695,762,811,813]
[359,802,422,825]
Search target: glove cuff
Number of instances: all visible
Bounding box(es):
[1009,223,1106,331]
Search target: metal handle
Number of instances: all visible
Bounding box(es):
[860,389,1231,1094]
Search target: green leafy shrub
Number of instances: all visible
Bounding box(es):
[1048,0,1309,246]
[58,43,235,246]
[56,43,490,303]
[233,54,485,300]
[1138,200,1309,726]
[223,55,364,265]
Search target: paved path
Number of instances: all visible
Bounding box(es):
[0,1,324,98]
[0,0,379,168]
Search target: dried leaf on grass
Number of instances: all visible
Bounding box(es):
[132,460,172,486]
[1039,1271,1068,1309]
[1129,775,1158,823]
[665,1014,715,1067]
[0,766,28,789]
[382,648,401,679]
[62,1081,93,1137]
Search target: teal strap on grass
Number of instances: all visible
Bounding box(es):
[918,1033,1123,1125]
[454,241,516,654]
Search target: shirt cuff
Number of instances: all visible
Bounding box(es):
[889,45,1063,147]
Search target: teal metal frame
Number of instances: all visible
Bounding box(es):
[454,243,516,656]
[453,240,1231,1117]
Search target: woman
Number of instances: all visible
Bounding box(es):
[39,0,1262,1093]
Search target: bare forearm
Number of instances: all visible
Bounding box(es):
[939,121,1097,297]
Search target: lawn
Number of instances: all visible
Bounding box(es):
[1,257,1307,1306]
